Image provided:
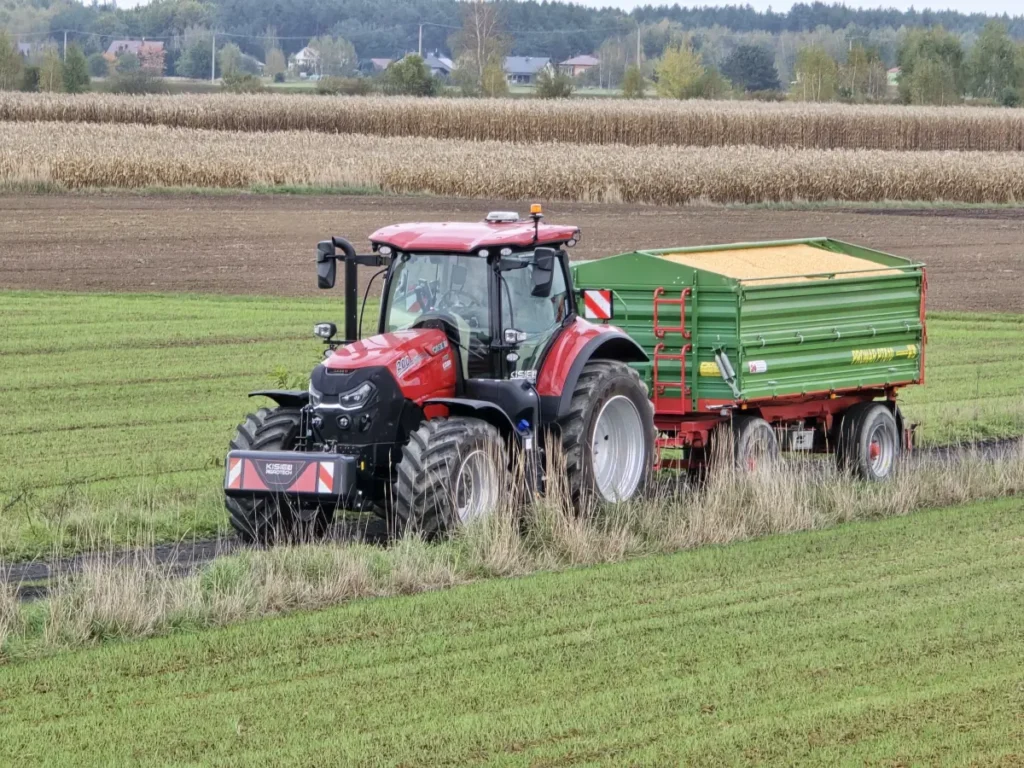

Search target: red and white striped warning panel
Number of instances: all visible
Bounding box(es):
[224,452,350,497]
[317,462,335,494]
[227,458,242,489]
[582,289,612,320]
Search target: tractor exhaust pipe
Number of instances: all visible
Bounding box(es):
[332,237,360,344]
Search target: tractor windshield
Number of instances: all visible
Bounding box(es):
[498,251,570,380]
[384,253,493,376]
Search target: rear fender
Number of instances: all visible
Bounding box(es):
[248,390,309,408]
[884,401,914,451]
[539,330,647,422]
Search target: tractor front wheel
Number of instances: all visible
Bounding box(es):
[225,406,333,545]
[392,417,506,537]
[558,360,655,506]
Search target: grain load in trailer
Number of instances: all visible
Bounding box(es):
[571,237,926,478]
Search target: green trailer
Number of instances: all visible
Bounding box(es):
[572,238,926,479]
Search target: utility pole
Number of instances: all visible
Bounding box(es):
[211,30,216,82]
[418,24,423,57]
[63,30,67,61]
[636,22,641,68]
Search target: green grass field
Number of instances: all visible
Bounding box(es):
[1,496,1020,765]
[0,291,1021,560]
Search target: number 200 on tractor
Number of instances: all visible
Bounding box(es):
[223,206,926,543]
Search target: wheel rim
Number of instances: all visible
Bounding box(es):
[591,395,646,502]
[454,449,499,523]
[867,421,896,477]
[742,425,776,471]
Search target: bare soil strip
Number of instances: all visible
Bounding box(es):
[1,194,1022,312]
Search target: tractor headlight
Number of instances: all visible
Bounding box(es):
[308,381,323,407]
[337,381,375,411]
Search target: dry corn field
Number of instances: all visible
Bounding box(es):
[3,121,1024,204]
[5,92,1024,152]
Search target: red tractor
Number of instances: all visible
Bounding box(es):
[225,208,654,543]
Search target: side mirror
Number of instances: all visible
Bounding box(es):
[531,247,556,298]
[316,241,336,289]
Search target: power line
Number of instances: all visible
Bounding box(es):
[11,20,637,46]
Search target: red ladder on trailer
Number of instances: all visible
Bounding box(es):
[651,287,692,416]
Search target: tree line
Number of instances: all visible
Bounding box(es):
[648,22,1024,106]
[2,0,1022,69]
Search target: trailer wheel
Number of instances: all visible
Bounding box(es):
[712,415,779,472]
[225,406,332,545]
[836,402,900,481]
[558,360,655,506]
[392,417,506,537]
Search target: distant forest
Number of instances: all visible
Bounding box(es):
[3,0,1023,78]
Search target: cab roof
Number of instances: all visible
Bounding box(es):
[369,219,580,253]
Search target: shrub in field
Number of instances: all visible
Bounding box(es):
[535,68,574,99]
[19,66,39,92]
[621,65,645,99]
[316,76,373,96]
[0,31,23,90]
[221,72,263,94]
[87,52,109,78]
[380,55,437,96]
[62,45,90,94]
[106,70,163,95]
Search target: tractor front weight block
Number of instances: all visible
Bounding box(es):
[224,450,357,504]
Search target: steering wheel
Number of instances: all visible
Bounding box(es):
[437,288,481,311]
[436,289,484,328]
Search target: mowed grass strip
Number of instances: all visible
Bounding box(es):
[0,497,1021,765]
[899,312,1024,443]
[0,291,358,558]
[0,290,1020,560]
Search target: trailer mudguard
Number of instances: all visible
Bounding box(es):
[537,325,648,421]
[248,389,310,408]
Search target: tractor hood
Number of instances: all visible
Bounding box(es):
[322,328,456,403]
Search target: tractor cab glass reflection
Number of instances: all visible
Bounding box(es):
[384,253,492,377]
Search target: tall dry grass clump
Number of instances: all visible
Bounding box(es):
[18,441,1024,657]
[4,121,1024,205]
[0,579,21,660]
[4,92,1024,152]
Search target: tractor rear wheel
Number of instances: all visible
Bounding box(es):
[836,402,900,481]
[557,360,655,506]
[392,417,506,537]
[225,406,333,545]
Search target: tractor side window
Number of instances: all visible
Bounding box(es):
[500,253,569,378]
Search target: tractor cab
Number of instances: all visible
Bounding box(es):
[321,205,582,386]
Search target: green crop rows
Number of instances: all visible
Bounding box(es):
[1,497,1021,765]
[0,291,1021,560]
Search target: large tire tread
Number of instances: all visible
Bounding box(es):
[556,359,654,505]
[390,416,504,537]
[225,406,330,545]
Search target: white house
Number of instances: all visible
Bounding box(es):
[291,46,320,74]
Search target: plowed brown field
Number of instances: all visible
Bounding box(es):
[1,194,1021,312]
